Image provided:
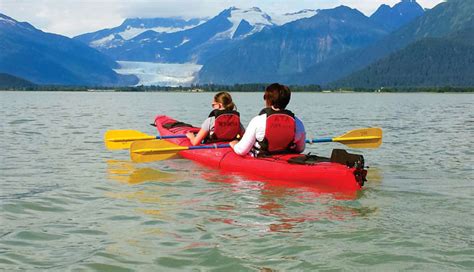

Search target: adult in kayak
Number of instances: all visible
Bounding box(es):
[186,91,244,145]
[230,83,306,156]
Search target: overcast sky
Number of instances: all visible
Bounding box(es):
[0,0,445,37]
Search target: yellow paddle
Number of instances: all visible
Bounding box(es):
[104,129,187,150]
[130,140,228,163]
[105,127,382,150]
[309,127,383,149]
[129,127,382,163]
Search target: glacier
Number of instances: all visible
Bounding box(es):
[114,61,202,87]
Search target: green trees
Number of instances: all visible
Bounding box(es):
[332,30,474,88]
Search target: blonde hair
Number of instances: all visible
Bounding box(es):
[214,91,236,110]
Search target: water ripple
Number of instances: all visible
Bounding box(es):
[0,92,472,270]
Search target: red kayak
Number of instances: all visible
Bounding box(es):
[154,115,367,191]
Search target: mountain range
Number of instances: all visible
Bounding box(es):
[74,17,205,48]
[197,1,430,85]
[74,7,318,64]
[289,0,474,86]
[1,0,472,88]
[0,13,137,86]
[198,6,390,84]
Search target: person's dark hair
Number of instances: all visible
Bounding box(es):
[264,83,291,109]
[214,91,236,110]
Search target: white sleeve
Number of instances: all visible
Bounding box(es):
[294,117,306,153]
[232,116,259,156]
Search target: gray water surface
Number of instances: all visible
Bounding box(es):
[1,92,473,271]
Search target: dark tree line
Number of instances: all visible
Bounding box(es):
[2,83,323,92]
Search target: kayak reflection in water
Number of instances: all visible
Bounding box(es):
[186,91,245,145]
[230,83,306,157]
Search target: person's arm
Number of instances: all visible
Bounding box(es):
[186,129,208,146]
[186,118,211,146]
[294,117,306,153]
[231,117,258,155]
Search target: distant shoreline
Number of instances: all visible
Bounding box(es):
[1,86,473,93]
[2,90,473,93]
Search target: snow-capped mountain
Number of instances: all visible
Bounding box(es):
[213,7,273,40]
[198,1,430,85]
[74,17,205,50]
[198,5,389,84]
[75,7,319,64]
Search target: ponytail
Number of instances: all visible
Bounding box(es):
[214,91,236,111]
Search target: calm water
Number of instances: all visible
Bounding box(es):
[1,91,473,271]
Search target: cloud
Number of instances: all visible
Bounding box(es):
[0,0,445,37]
[1,0,126,36]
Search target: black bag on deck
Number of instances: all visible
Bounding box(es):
[162,121,193,129]
[287,153,330,165]
[287,149,364,169]
[330,149,365,169]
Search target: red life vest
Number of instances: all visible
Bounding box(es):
[208,109,241,142]
[256,108,296,155]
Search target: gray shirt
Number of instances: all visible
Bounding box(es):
[201,116,216,134]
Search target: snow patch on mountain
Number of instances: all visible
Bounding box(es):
[270,9,319,25]
[176,38,190,47]
[209,7,319,40]
[119,24,203,40]
[91,34,118,48]
[218,7,274,39]
[114,61,202,86]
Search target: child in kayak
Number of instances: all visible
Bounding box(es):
[230,83,305,156]
[186,91,244,145]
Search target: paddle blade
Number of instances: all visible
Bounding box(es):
[130,140,188,163]
[105,130,155,150]
[333,127,383,149]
